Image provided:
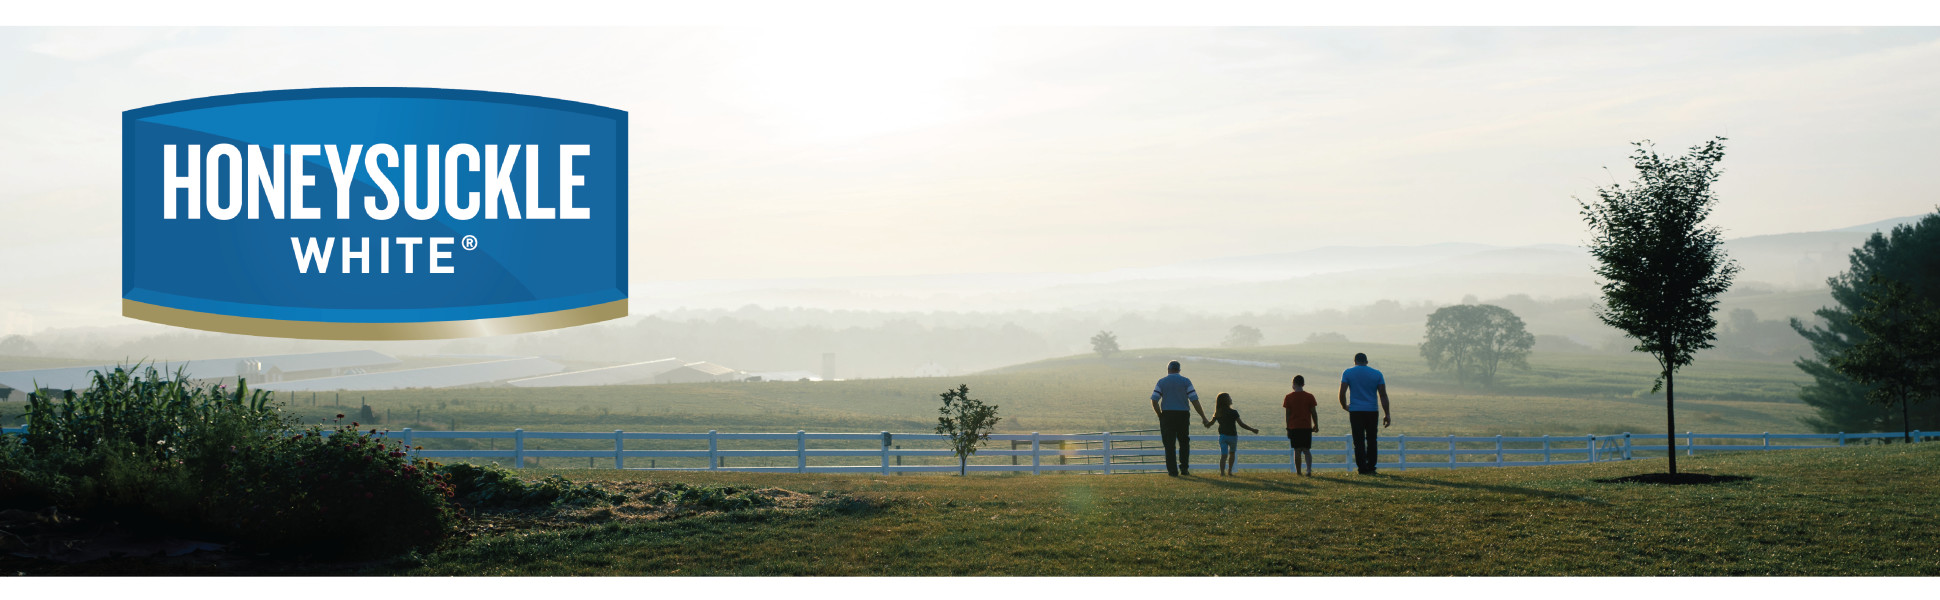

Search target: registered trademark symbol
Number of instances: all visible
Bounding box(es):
[461,235,478,251]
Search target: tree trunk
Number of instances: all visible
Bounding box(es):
[1666,367,1678,475]
[960,456,967,476]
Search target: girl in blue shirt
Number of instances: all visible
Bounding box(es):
[1205,392,1260,476]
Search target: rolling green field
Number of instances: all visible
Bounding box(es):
[3,343,1822,470]
[241,342,1814,439]
[382,443,1936,575]
[5,345,1930,577]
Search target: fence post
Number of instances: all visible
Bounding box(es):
[1838,432,1846,447]
[1495,435,1503,466]
[513,428,525,469]
[1102,432,1113,475]
[1623,433,1632,460]
[1764,432,1771,450]
[1542,435,1551,464]
[708,430,719,470]
[614,430,625,469]
[401,428,414,458]
[797,430,807,473]
[1686,431,1694,456]
[1916,430,1924,443]
[1448,434,1456,469]
[1031,432,1041,475]
[881,432,892,475]
[1398,435,1407,471]
[1589,435,1597,463]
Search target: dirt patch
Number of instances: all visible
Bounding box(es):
[458,480,846,536]
[1595,473,1754,485]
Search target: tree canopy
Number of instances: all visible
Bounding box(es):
[1791,210,1940,434]
[1222,325,1264,348]
[1578,137,1739,475]
[1419,304,1533,388]
[1828,276,1940,441]
[1090,331,1120,359]
[934,384,1001,476]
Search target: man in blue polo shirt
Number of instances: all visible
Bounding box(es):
[1151,360,1209,476]
[1338,352,1392,475]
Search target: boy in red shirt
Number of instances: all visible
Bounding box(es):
[1282,375,1320,476]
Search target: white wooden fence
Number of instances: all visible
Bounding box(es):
[9,426,1920,474]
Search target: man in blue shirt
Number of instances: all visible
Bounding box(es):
[1151,360,1209,476]
[1338,352,1392,475]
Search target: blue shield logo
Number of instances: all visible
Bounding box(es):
[122,88,628,339]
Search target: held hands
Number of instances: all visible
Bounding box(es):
[1202,419,1213,428]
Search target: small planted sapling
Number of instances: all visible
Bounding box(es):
[934,384,1001,476]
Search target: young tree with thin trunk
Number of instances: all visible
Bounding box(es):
[935,384,1001,476]
[1578,137,1740,475]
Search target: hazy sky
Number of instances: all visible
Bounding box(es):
[4,27,1940,332]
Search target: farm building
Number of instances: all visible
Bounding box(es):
[742,370,821,382]
[0,359,217,397]
[653,361,744,384]
[234,350,400,382]
[0,351,404,397]
[506,357,683,387]
[256,357,564,392]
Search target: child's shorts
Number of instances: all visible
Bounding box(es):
[1287,429,1312,449]
[1219,435,1238,454]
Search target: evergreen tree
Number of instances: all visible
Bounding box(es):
[1790,210,1940,434]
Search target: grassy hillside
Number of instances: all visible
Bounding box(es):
[240,342,1814,441]
[391,442,1940,575]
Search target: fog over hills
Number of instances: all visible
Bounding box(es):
[0,214,1921,378]
[635,216,1902,314]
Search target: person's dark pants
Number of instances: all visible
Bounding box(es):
[1158,410,1192,475]
[1349,410,1380,473]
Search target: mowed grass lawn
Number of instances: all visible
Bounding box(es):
[392,443,1940,576]
[266,342,1815,439]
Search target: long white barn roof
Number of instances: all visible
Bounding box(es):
[256,357,564,392]
[506,358,683,388]
[239,350,400,374]
[0,361,209,393]
[0,351,403,393]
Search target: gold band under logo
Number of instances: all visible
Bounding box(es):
[122,299,627,340]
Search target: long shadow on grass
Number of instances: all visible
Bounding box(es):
[1322,473,1608,505]
[1187,476,1317,495]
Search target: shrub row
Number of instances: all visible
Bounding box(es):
[0,367,470,557]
